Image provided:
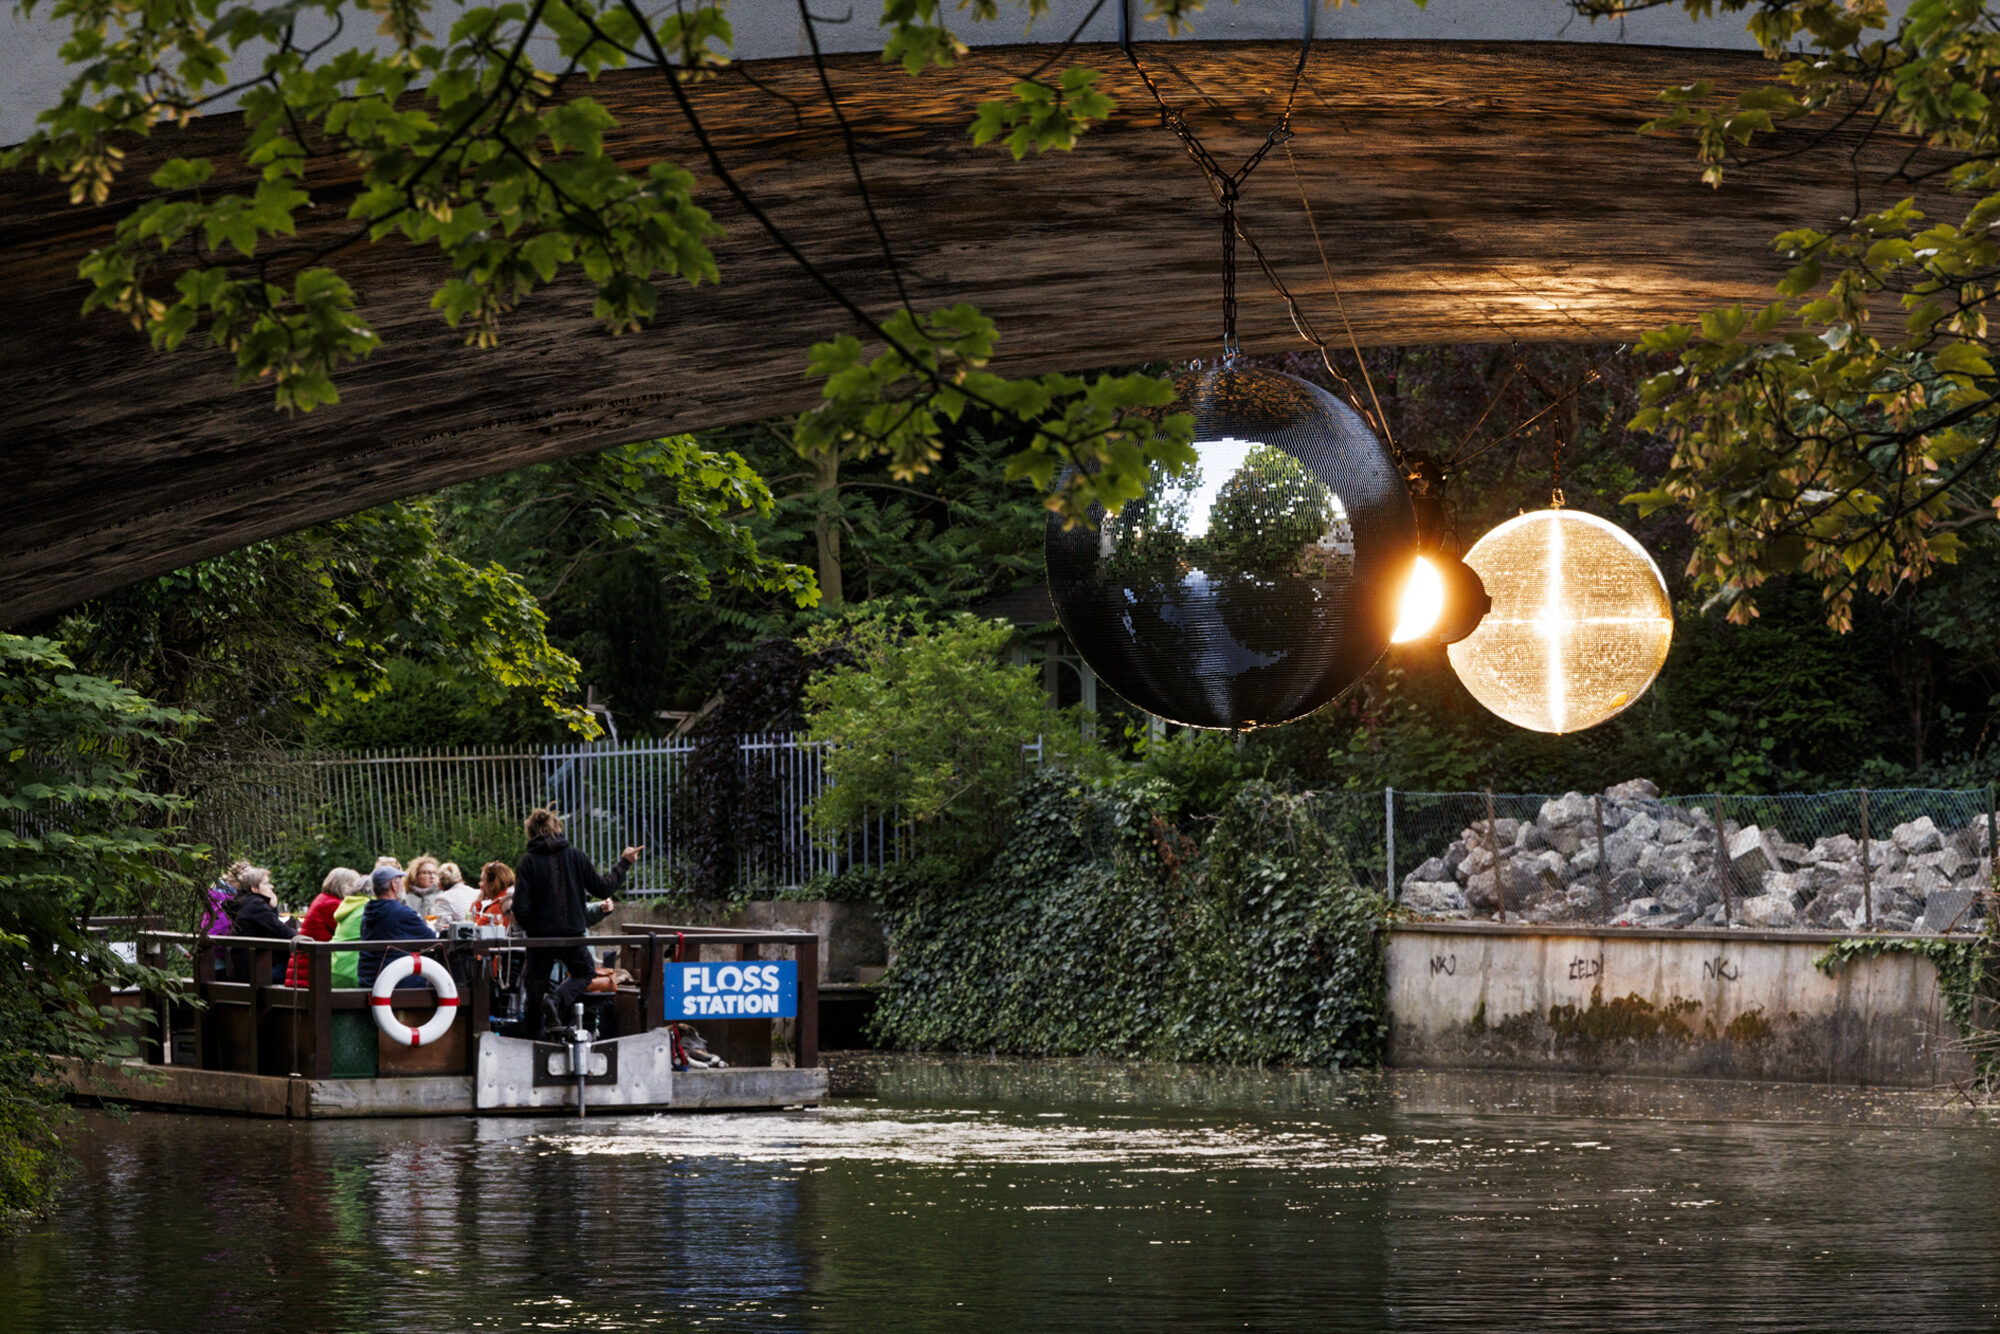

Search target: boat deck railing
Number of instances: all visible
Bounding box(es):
[107,923,820,1080]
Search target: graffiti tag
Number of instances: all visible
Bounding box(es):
[1568,956,1603,981]
[1703,957,1740,982]
[1429,954,1457,978]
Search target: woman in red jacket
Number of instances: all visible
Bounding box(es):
[287,866,365,986]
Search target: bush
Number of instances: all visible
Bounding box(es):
[0,633,200,1223]
[870,769,1387,1067]
[802,607,1106,867]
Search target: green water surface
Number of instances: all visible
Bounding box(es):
[5,1058,1997,1331]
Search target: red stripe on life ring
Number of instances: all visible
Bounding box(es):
[409,1027,421,1047]
[438,997,460,1007]
[371,996,394,1006]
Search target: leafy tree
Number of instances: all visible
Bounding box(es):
[55,497,586,737]
[36,497,595,861]
[0,634,200,1220]
[492,417,1054,726]
[8,0,1193,520]
[1569,0,2000,629]
[802,606,1107,865]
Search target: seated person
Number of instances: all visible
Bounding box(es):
[435,862,479,924]
[358,865,437,989]
[472,861,516,929]
[286,866,362,987]
[223,866,297,982]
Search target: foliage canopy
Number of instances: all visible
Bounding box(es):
[802,606,1105,864]
[0,633,200,1219]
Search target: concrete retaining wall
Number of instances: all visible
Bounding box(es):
[604,900,888,983]
[1385,922,1972,1087]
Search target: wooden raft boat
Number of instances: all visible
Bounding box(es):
[62,923,828,1118]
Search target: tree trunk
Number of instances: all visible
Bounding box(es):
[810,447,843,608]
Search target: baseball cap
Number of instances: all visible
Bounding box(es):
[370,865,407,894]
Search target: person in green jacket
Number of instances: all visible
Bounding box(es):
[328,891,372,987]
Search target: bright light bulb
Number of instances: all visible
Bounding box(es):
[1446,510,1672,734]
[1391,555,1445,643]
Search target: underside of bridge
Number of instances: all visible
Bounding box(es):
[0,39,1929,626]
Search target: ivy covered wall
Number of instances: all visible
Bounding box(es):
[857,771,1389,1068]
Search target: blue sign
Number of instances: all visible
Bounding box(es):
[664,960,798,1020]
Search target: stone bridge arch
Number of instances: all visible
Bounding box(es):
[0,5,1931,623]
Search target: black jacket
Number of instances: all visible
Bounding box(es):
[222,888,296,982]
[512,835,627,938]
[224,889,298,941]
[357,898,437,988]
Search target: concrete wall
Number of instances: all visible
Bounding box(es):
[604,899,888,984]
[1386,922,1971,1088]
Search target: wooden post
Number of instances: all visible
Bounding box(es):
[640,934,661,1034]
[1987,784,1995,893]
[1713,797,1732,926]
[311,940,333,1080]
[144,932,170,1065]
[248,947,267,1075]
[797,933,820,1070]
[466,945,489,1076]
[1593,795,1611,923]
[1384,787,1396,901]
[1860,788,1874,929]
[1484,789,1506,923]
[194,933,215,1070]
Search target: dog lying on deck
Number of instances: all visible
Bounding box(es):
[673,1024,728,1069]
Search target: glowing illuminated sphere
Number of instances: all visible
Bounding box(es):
[1446,509,1673,734]
[1046,365,1416,730]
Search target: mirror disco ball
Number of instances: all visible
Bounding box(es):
[1047,365,1416,730]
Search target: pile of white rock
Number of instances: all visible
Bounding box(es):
[1397,779,1992,932]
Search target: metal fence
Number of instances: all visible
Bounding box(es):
[204,740,1999,930]
[206,736,906,896]
[1367,786,1997,934]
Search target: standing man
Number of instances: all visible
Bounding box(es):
[512,808,641,1039]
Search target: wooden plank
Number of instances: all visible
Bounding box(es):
[0,40,1945,626]
[797,933,819,1070]
[54,1058,294,1118]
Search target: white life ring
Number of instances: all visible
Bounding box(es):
[370,953,460,1047]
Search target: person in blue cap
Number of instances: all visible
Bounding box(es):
[358,864,437,989]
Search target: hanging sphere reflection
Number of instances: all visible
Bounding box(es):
[1047,365,1417,730]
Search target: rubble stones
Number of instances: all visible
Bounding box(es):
[1412,856,1451,883]
[1892,816,1943,855]
[1401,880,1468,917]
[1735,892,1798,929]
[1922,889,1980,933]
[1399,782,1991,932]
[1605,779,1660,800]
[1726,825,1785,886]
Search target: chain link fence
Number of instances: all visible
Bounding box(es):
[1368,784,1996,934]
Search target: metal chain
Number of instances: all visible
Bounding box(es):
[1221,181,1238,359]
[1550,413,1567,509]
[1124,26,1308,359]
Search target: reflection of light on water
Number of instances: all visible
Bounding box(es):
[532,1109,1613,1173]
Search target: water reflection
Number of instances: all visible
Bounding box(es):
[6,1061,1999,1332]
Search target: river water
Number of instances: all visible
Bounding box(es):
[6,1057,2000,1332]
